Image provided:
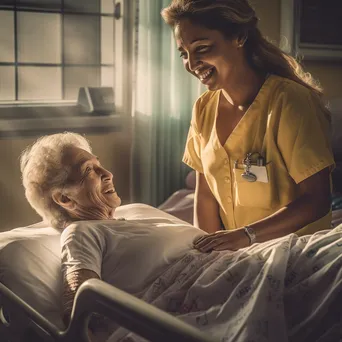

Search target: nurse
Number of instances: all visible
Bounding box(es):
[161,0,335,252]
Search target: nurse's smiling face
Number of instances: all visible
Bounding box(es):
[175,19,245,92]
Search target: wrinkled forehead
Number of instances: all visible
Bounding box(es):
[60,146,96,184]
[61,146,95,170]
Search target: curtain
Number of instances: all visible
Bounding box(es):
[130,0,202,206]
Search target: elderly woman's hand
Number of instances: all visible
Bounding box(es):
[193,229,250,252]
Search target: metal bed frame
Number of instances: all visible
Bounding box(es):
[0,279,216,342]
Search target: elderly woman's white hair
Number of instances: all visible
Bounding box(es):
[20,132,92,228]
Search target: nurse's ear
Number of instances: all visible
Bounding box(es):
[236,33,248,48]
[52,191,76,211]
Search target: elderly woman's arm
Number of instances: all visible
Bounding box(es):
[63,269,114,342]
[61,223,111,339]
[62,269,100,326]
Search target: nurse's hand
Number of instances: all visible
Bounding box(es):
[193,229,250,252]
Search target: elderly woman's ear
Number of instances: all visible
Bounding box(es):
[52,191,76,211]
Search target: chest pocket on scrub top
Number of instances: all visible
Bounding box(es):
[233,165,273,209]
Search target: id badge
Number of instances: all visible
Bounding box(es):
[250,165,268,183]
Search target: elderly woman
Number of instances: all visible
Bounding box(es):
[20,132,342,341]
[20,132,205,339]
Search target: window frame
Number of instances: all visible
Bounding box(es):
[0,4,114,102]
[280,0,342,61]
[0,0,135,137]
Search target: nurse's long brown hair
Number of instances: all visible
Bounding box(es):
[161,0,323,96]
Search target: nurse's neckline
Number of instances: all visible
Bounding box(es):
[225,72,271,112]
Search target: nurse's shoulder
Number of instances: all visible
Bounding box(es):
[192,89,220,133]
[269,75,323,111]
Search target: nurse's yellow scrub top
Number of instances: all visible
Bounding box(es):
[183,75,335,236]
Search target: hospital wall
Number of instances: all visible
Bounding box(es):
[1,0,342,232]
[256,0,342,101]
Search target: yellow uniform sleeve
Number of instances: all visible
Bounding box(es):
[182,99,204,173]
[277,86,335,184]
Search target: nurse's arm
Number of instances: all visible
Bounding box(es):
[249,167,331,242]
[194,171,222,233]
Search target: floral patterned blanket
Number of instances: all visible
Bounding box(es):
[109,226,342,342]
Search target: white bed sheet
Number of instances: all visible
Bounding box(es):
[0,204,189,330]
[110,226,342,342]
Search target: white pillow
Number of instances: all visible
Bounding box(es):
[115,203,191,224]
[0,227,63,328]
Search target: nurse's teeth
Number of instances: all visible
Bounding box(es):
[199,68,213,80]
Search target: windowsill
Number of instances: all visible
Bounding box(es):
[0,104,124,138]
[0,100,76,107]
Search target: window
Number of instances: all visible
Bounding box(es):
[0,0,115,102]
[280,0,342,60]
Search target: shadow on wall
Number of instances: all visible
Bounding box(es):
[0,179,41,233]
[0,137,42,232]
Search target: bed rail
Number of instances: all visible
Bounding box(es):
[0,280,216,342]
[0,282,60,342]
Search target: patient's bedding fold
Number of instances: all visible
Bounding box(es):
[109,227,342,342]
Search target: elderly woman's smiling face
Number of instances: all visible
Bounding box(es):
[52,145,121,222]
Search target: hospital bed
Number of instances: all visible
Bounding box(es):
[2,203,342,342]
[0,204,215,342]
[0,280,213,342]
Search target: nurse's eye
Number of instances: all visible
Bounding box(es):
[195,45,211,54]
[179,51,187,59]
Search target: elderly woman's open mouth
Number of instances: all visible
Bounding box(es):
[103,188,116,195]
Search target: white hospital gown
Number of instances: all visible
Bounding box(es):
[60,218,205,296]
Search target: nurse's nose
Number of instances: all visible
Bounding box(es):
[188,53,202,72]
